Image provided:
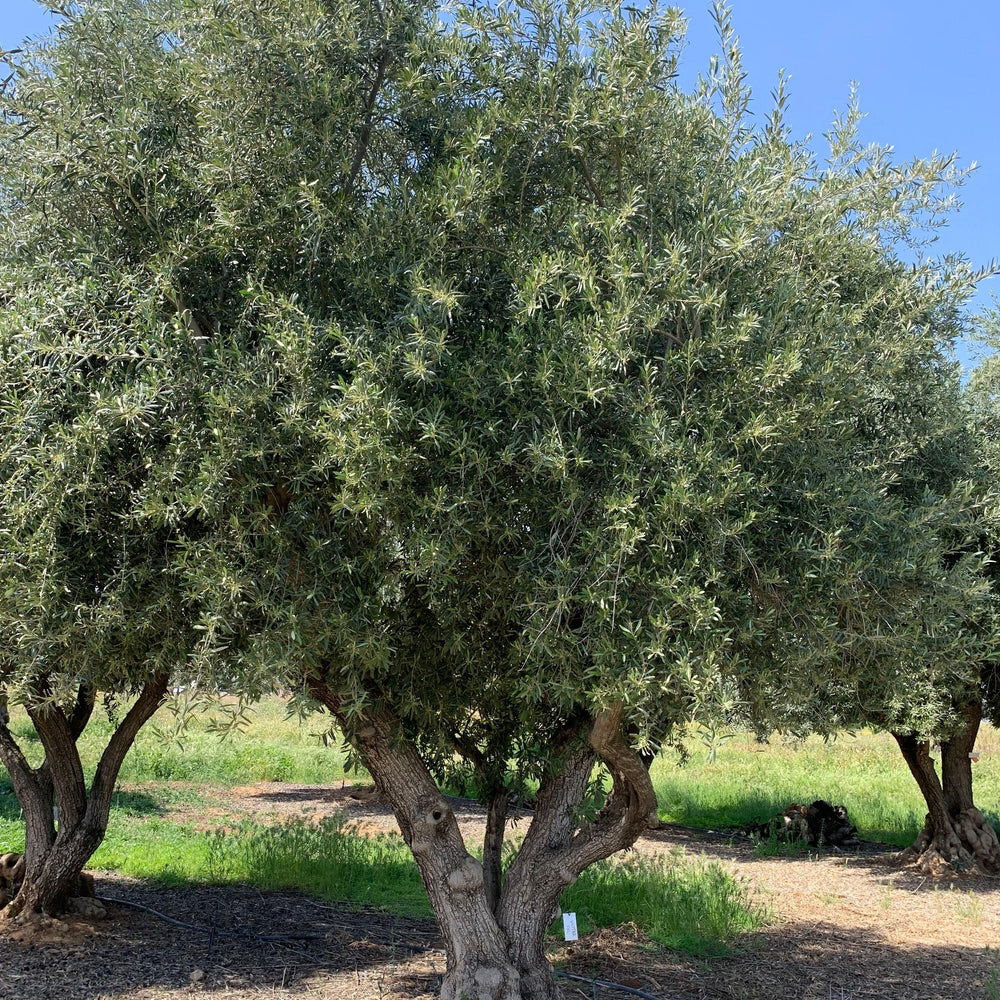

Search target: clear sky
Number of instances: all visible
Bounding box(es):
[2,1,997,369]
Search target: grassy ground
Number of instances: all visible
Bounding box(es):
[3,697,998,955]
[651,726,1000,847]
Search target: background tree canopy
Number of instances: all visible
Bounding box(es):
[0,1,994,996]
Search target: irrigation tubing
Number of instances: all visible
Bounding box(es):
[97,895,672,999]
[555,970,669,1000]
[97,895,436,950]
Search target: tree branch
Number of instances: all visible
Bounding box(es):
[0,717,39,803]
[344,49,390,198]
[27,699,88,831]
[575,151,605,208]
[88,673,169,815]
[68,683,96,741]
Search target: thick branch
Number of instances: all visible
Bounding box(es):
[88,673,169,816]
[941,701,981,815]
[28,701,88,831]
[68,684,96,741]
[560,705,658,872]
[0,717,39,802]
[893,730,948,828]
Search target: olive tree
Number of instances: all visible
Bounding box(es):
[0,0,416,914]
[0,0,991,993]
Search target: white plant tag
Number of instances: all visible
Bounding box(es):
[562,912,579,941]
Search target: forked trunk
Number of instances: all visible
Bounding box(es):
[309,681,658,1000]
[893,704,1000,874]
[338,710,522,1000]
[498,708,658,1000]
[0,675,168,918]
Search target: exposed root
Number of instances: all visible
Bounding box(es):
[897,809,1000,876]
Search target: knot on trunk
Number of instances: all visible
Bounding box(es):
[409,794,453,853]
[446,855,485,893]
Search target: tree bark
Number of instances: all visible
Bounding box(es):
[893,707,1000,874]
[0,675,168,918]
[309,679,658,1000]
[355,715,522,1000]
[497,706,659,1000]
[482,788,509,916]
[308,680,523,1000]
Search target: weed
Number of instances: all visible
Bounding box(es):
[751,833,814,859]
[556,847,771,956]
[986,966,1000,1000]
[878,880,893,910]
[954,889,984,927]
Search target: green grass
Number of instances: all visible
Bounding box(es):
[650,727,1000,847]
[110,812,767,956]
[204,817,433,918]
[5,695,353,785]
[558,848,770,956]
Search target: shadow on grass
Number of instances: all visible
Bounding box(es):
[0,784,22,822]
[655,791,927,850]
[0,781,165,821]
[108,790,167,817]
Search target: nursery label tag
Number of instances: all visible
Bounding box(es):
[563,912,578,942]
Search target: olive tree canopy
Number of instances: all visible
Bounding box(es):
[0,0,991,992]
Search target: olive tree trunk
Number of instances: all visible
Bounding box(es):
[0,675,168,917]
[310,684,657,1000]
[893,702,1000,874]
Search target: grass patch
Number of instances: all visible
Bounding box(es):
[4,696,353,786]
[750,833,817,859]
[650,726,1000,847]
[205,817,433,918]
[558,848,770,956]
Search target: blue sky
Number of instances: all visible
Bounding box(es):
[2,1,997,369]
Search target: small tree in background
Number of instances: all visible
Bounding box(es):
[0,1,993,994]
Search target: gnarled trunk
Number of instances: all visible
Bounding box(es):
[309,682,657,1000]
[0,675,168,917]
[893,702,1000,874]
[339,710,522,1000]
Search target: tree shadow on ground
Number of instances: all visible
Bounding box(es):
[3,877,993,1000]
[107,789,167,817]
[0,782,164,822]
[578,918,1000,1000]
[0,876,443,1000]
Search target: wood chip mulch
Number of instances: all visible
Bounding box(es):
[2,783,998,1000]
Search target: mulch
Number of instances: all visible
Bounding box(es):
[2,784,999,1000]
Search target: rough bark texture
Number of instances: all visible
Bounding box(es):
[893,705,1000,874]
[482,789,509,917]
[356,716,522,1000]
[310,682,658,1000]
[498,707,659,1000]
[308,682,522,1000]
[0,675,168,917]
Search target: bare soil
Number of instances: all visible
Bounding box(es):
[2,781,998,1000]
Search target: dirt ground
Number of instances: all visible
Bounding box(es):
[1,781,998,1000]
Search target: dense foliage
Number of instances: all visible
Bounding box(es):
[0,0,994,987]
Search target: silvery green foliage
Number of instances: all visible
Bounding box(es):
[0,1,989,762]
